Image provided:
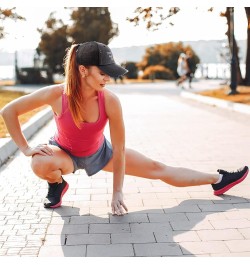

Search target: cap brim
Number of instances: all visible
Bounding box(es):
[98,64,128,78]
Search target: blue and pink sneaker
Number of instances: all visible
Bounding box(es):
[212,166,249,195]
[44,177,69,208]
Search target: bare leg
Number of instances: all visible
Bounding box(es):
[177,75,187,86]
[102,148,219,187]
[31,145,74,183]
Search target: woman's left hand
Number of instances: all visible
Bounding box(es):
[111,191,128,216]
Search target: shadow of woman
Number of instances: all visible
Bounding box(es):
[39,195,250,257]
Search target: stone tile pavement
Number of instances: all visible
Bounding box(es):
[1,83,250,257]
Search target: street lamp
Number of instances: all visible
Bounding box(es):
[228,7,238,95]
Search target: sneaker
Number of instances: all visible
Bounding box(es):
[212,166,249,195]
[44,177,69,208]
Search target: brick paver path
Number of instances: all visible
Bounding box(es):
[1,83,250,256]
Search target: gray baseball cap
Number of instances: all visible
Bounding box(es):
[76,41,128,78]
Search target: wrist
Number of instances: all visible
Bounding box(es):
[20,145,30,154]
[113,188,123,193]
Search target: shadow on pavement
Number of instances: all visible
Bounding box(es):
[40,195,250,257]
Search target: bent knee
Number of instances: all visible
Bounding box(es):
[31,154,54,176]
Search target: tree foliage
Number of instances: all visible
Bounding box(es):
[219,7,250,85]
[68,7,118,44]
[138,42,200,79]
[142,65,174,80]
[37,12,70,74]
[38,7,118,75]
[128,7,250,86]
[0,8,25,39]
[123,62,138,79]
[127,7,180,30]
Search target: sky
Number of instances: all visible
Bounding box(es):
[0,5,248,53]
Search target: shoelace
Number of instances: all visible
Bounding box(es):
[217,169,227,175]
[218,167,243,175]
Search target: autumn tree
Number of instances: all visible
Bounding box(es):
[138,42,200,80]
[37,12,70,75]
[123,62,138,79]
[38,7,118,76]
[220,8,243,85]
[128,7,250,86]
[127,7,180,30]
[0,8,25,39]
[68,7,118,44]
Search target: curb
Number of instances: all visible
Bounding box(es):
[0,107,53,167]
[181,91,250,115]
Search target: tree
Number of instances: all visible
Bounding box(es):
[68,7,118,44]
[244,7,250,85]
[0,8,25,39]
[127,7,180,31]
[38,7,119,76]
[38,12,71,75]
[138,42,200,79]
[123,62,138,79]
[220,8,243,85]
[142,65,174,80]
[128,7,250,86]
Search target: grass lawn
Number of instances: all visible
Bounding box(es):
[0,89,46,138]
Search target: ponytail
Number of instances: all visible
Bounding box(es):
[64,44,83,128]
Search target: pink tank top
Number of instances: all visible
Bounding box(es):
[53,90,108,157]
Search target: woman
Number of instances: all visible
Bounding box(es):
[176,53,188,88]
[0,41,248,216]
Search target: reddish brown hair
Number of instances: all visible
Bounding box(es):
[64,44,83,128]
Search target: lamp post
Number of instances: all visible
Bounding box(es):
[228,7,238,95]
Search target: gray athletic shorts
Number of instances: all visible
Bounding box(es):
[48,137,113,176]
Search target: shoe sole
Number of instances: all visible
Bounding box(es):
[214,169,249,196]
[49,182,69,208]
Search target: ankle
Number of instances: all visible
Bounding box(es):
[213,173,223,184]
[48,176,63,184]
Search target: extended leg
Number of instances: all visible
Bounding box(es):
[103,148,219,187]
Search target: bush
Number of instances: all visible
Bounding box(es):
[142,65,175,80]
[138,42,200,79]
[16,67,53,84]
[123,62,138,79]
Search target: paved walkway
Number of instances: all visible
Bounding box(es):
[1,82,250,257]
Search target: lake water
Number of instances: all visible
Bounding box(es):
[0,65,16,79]
[0,63,246,81]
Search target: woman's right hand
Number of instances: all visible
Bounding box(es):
[22,144,54,157]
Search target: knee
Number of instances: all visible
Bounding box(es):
[31,155,53,177]
[150,160,165,178]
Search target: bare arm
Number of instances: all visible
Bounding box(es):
[0,84,63,156]
[105,90,128,215]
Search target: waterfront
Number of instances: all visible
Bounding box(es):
[0,63,246,82]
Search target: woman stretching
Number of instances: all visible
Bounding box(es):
[1,41,248,215]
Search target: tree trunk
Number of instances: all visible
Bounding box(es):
[244,7,250,85]
[233,37,243,85]
[225,8,243,85]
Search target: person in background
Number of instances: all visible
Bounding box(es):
[0,41,248,216]
[176,53,188,89]
[185,50,194,89]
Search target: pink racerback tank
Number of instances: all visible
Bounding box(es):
[53,90,108,157]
